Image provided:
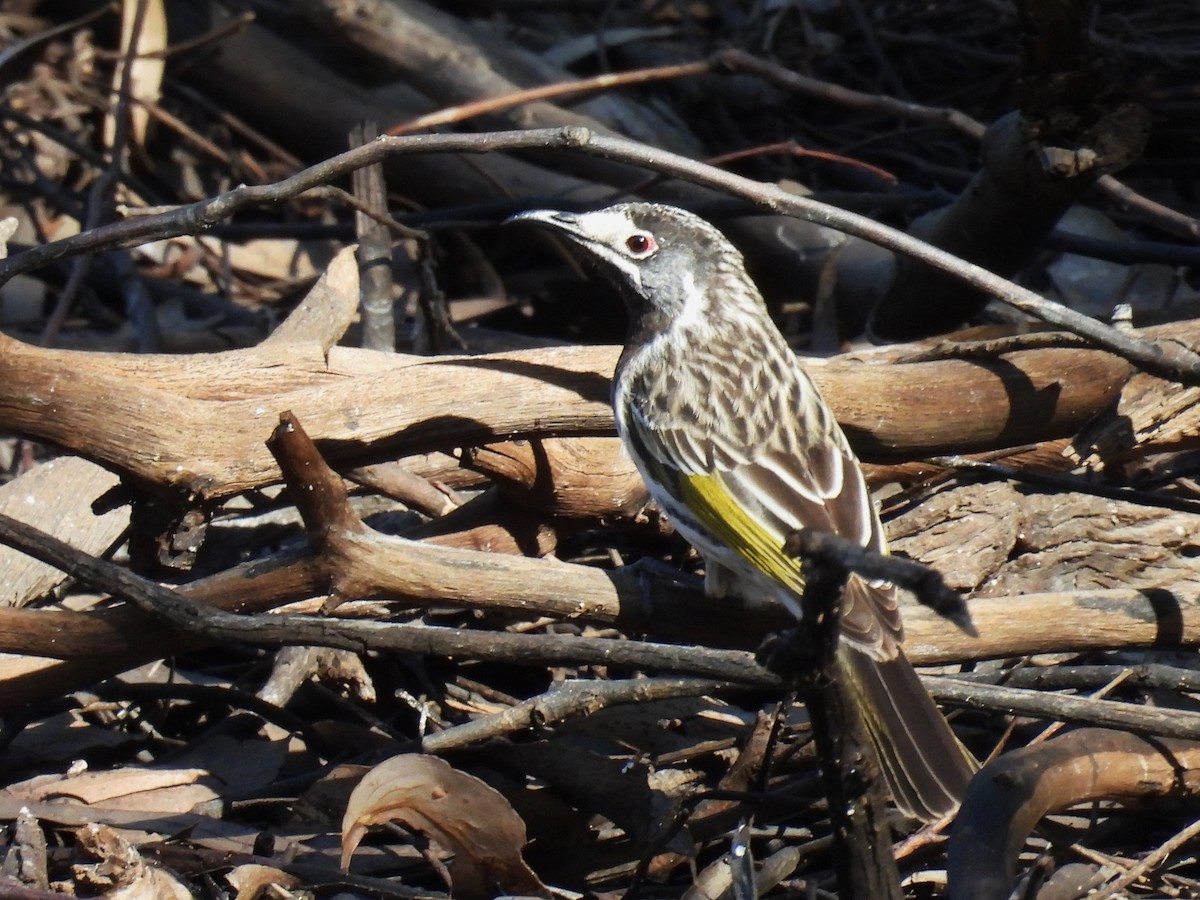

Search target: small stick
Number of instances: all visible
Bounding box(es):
[761,531,905,900]
[782,528,975,634]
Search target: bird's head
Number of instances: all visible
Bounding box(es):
[508,202,762,336]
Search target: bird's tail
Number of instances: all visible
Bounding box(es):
[840,645,977,821]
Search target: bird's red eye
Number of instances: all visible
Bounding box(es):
[626,233,655,255]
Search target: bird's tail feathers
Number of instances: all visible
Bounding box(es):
[840,646,977,821]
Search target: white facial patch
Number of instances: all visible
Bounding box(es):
[574,208,644,246]
[567,208,650,289]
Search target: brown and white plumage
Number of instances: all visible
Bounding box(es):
[511,202,975,820]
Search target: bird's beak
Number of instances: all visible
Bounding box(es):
[504,209,579,231]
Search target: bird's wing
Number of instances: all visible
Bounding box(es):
[625,403,902,657]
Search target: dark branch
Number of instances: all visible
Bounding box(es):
[2,127,1197,383]
[0,510,779,688]
[783,527,976,636]
[762,529,904,899]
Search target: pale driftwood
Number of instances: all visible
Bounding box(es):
[345,459,468,516]
[1067,317,1200,466]
[2,482,1200,712]
[888,481,1024,591]
[903,586,1200,664]
[349,453,486,496]
[0,457,127,608]
[261,245,360,351]
[462,437,646,518]
[1072,367,1200,466]
[977,489,1200,596]
[0,328,1129,504]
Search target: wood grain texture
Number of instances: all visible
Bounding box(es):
[893,480,1200,598]
[0,331,1131,502]
[0,458,127,608]
[903,585,1200,664]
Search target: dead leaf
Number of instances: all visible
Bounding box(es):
[74,823,217,899]
[106,0,167,150]
[0,216,17,259]
[11,768,207,801]
[107,866,194,900]
[341,753,549,900]
[226,863,302,900]
[8,766,214,811]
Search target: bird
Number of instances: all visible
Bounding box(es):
[509,201,976,820]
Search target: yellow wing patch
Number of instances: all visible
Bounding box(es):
[678,472,806,596]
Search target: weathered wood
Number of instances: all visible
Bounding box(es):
[1073,367,1200,465]
[0,330,1131,502]
[2,530,1200,712]
[810,343,1130,460]
[0,458,127,608]
[893,481,1200,597]
[948,729,1200,900]
[462,437,645,517]
[904,586,1200,664]
[889,481,1023,591]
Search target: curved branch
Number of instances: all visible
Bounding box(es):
[1,127,1196,382]
[947,729,1200,899]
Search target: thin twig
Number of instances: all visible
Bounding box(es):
[387,60,710,135]
[929,454,1200,516]
[1088,817,1200,900]
[0,509,779,688]
[885,332,1093,364]
[422,677,727,752]
[929,678,1200,741]
[956,662,1200,694]
[4,127,1194,382]
[782,527,975,634]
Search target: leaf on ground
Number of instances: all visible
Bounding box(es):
[8,766,216,813]
[74,822,191,898]
[341,753,549,900]
[0,216,17,259]
[226,863,302,900]
[3,731,287,816]
[0,456,126,608]
[106,0,166,149]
